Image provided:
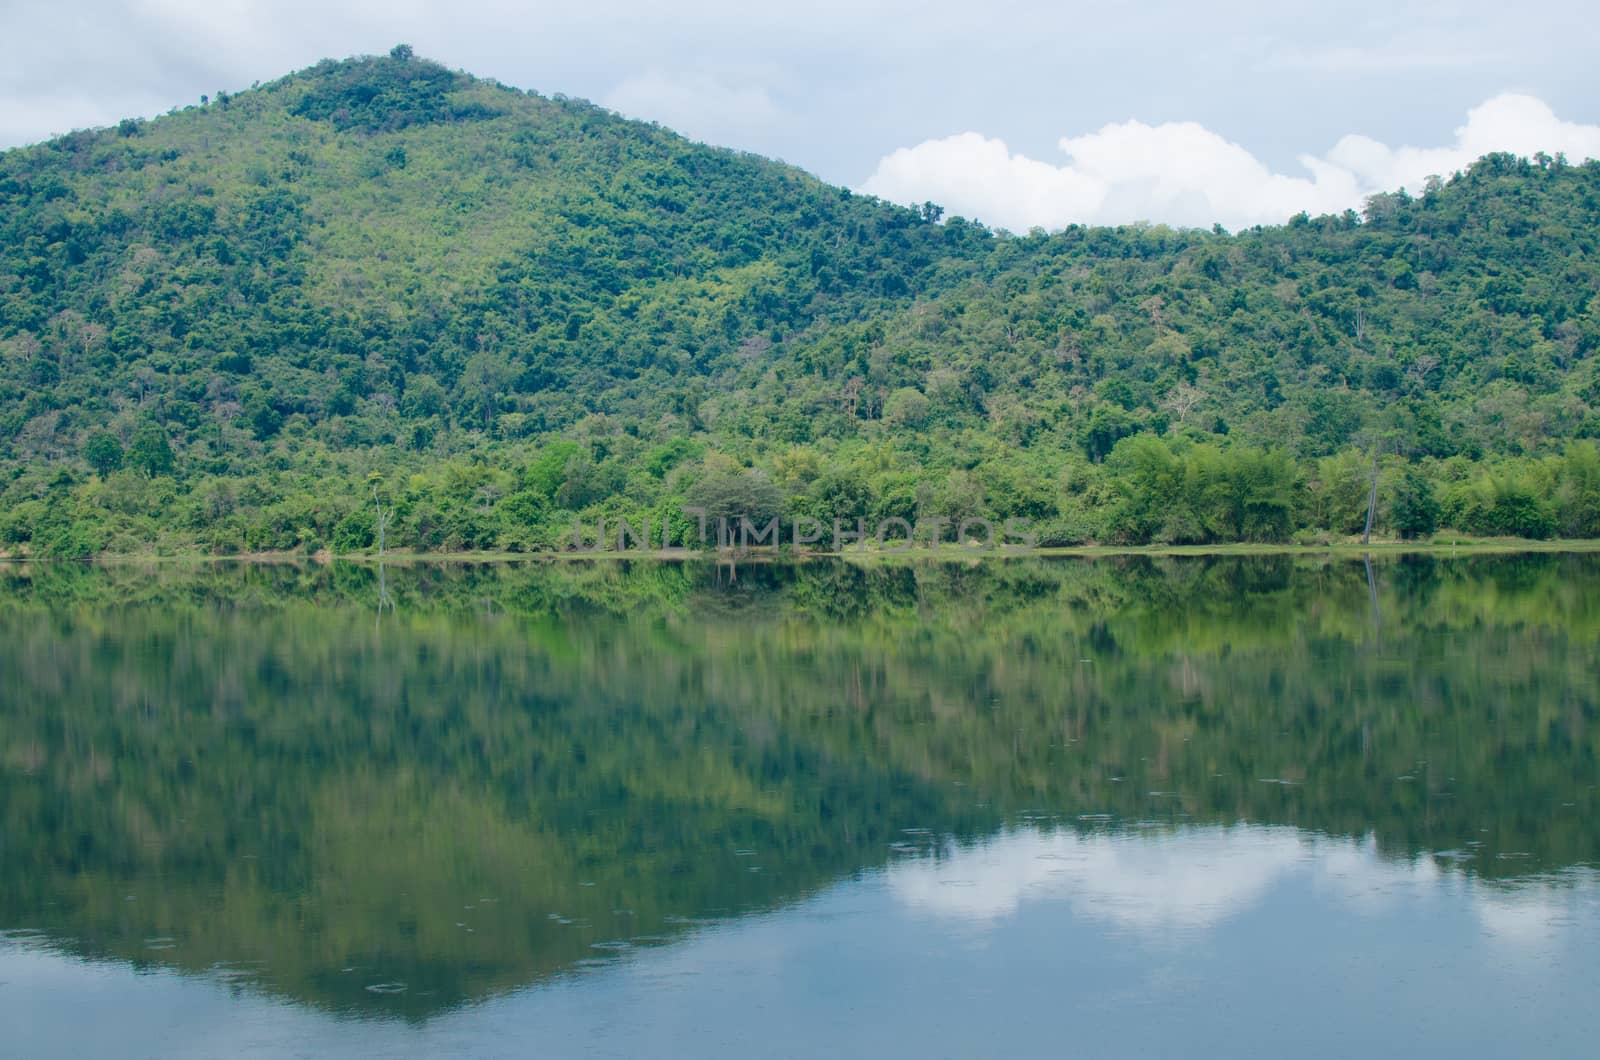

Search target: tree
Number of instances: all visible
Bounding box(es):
[1105,435,1183,543]
[686,469,783,536]
[1307,451,1372,534]
[1557,442,1600,538]
[807,466,871,525]
[1362,449,1380,544]
[1080,405,1137,463]
[400,375,448,420]
[390,43,414,61]
[246,394,283,440]
[1160,382,1203,425]
[369,474,396,555]
[884,387,930,427]
[1390,469,1440,539]
[459,352,512,430]
[127,425,175,478]
[4,330,40,366]
[933,469,986,529]
[84,432,124,477]
[1192,446,1298,543]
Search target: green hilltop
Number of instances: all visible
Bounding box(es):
[3,49,1600,555]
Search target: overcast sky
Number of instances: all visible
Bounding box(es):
[3,1,1598,230]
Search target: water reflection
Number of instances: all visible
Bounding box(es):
[1,553,1598,1050]
[889,824,1596,948]
[6,822,1598,1059]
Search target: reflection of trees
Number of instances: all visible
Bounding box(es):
[0,553,1597,1018]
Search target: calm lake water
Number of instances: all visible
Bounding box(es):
[3,554,1599,1058]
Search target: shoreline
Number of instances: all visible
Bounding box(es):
[5,538,1600,567]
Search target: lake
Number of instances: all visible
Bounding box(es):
[2,554,1598,1058]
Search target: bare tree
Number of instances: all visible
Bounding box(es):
[1054,330,1082,370]
[1362,447,1381,545]
[6,329,40,366]
[370,476,396,556]
[1140,295,1166,331]
[17,412,63,461]
[840,376,864,418]
[1161,382,1203,424]
[50,310,85,373]
[133,365,158,405]
[80,322,105,365]
[1406,354,1439,391]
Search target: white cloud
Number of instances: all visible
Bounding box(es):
[859,94,1600,232]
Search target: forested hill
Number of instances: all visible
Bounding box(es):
[3,49,1600,557]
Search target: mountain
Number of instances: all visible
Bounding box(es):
[2,49,1599,556]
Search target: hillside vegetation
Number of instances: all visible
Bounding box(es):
[3,50,1600,556]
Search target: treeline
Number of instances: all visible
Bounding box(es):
[6,430,1599,557]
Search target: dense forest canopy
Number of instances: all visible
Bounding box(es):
[3,50,1600,556]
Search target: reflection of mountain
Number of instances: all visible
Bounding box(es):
[1,554,1597,1019]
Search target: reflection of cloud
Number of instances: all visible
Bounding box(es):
[860,95,1600,231]
[887,825,1599,951]
[889,826,1306,932]
[1473,879,1593,951]
[1309,834,1443,915]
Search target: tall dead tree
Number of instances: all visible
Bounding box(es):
[1362,448,1380,545]
[371,479,395,556]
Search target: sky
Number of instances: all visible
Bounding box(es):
[2,1,1598,230]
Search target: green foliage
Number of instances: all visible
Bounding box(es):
[127,424,175,478]
[1557,442,1600,537]
[1,54,1599,553]
[1442,469,1559,538]
[1390,468,1441,539]
[289,55,486,134]
[685,466,783,537]
[1104,436,1298,544]
[83,430,123,476]
[330,508,375,552]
